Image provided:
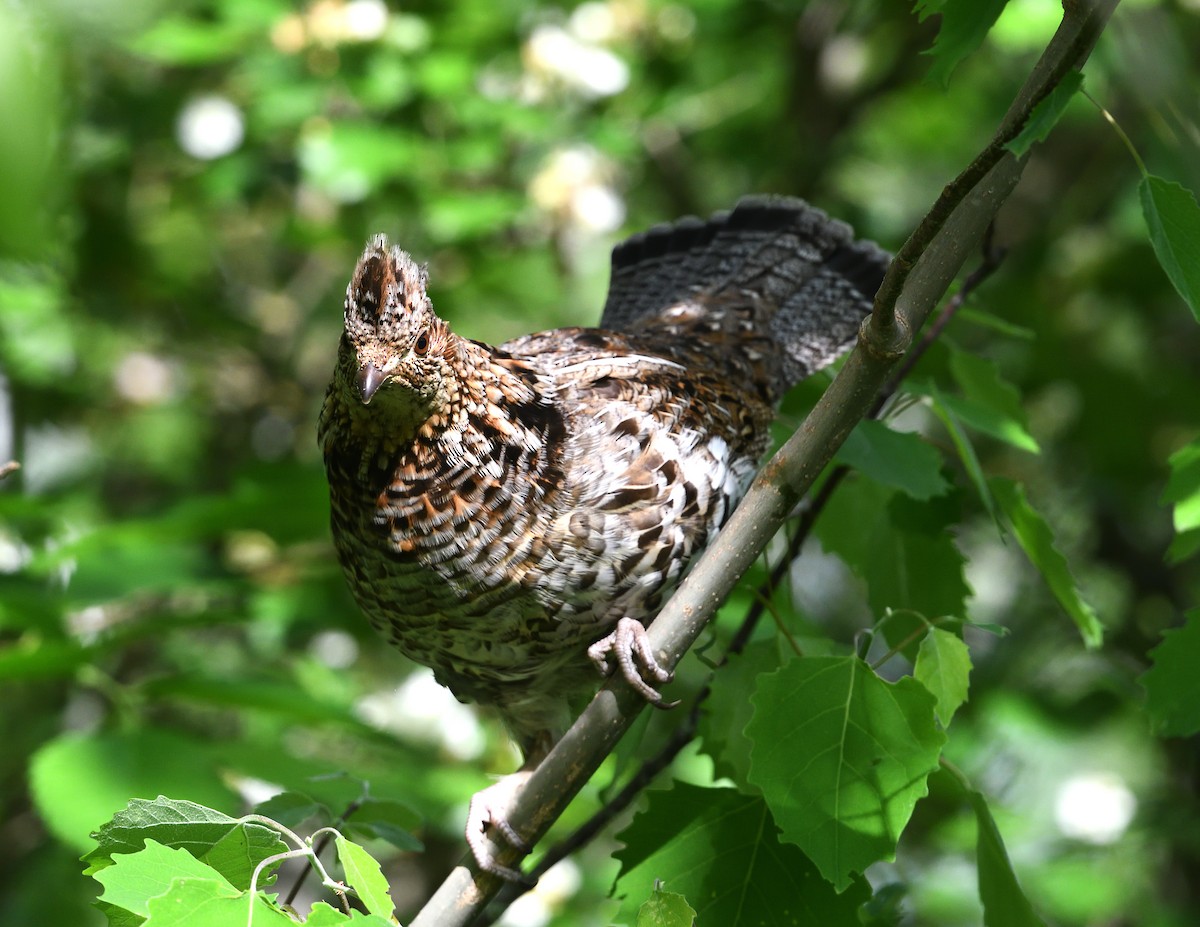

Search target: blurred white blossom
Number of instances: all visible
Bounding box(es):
[523,23,628,100]
[528,145,625,235]
[23,424,92,493]
[274,0,389,51]
[341,0,388,40]
[655,4,696,43]
[223,530,278,574]
[569,2,619,44]
[819,34,870,94]
[1054,771,1136,844]
[113,351,178,405]
[68,605,109,644]
[490,2,689,107]
[229,775,286,808]
[0,530,30,573]
[309,630,360,670]
[356,668,486,760]
[497,859,583,927]
[176,95,244,160]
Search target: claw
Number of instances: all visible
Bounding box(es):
[465,774,536,885]
[588,617,680,707]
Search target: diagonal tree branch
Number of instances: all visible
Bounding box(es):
[410,3,1120,924]
[476,231,1008,926]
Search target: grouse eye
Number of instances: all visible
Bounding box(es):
[413,332,430,356]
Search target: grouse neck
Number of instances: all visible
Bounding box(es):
[342,372,437,449]
[341,335,543,449]
[334,335,456,450]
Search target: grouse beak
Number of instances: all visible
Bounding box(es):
[357,363,387,405]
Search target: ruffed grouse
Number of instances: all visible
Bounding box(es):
[319,196,889,876]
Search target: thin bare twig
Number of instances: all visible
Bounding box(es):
[281,790,368,909]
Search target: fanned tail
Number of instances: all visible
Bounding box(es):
[599,196,891,392]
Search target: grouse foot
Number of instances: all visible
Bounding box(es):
[465,772,536,884]
[587,617,678,707]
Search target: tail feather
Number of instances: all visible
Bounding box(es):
[599,196,890,389]
[600,214,724,329]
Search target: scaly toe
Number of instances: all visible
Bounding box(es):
[587,638,616,677]
[592,617,677,706]
[489,814,531,853]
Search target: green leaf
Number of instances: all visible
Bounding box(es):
[946,350,1039,453]
[95,900,145,927]
[914,627,972,726]
[926,385,996,519]
[32,730,236,854]
[698,639,781,789]
[746,656,946,891]
[818,481,971,660]
[990,478,1104,648]
[93,839,237,919]
[253,791,328,830]
[1163,439,1200,562]
[0,635,89,682]
[937,389,1039,453]
[30,530,206,604]
[141,674,357,727]
[970,791,1048,927]
[126,18,251,64]
[637,886,696,927]
[298,122,421,203]
[0,270,73,383]
[1140,175,1200,321]
[859,882,907,927]
[335,835,395,920]
[835,420,951,500]
[956,306,1036,340]
[305,901,397,926]
[87,797,240,866]
[1168,531,1200,564]
[306,903,351,926]
[425,190,524,242]
[1164,439,1200,531]
[613,784,870,925]
[915,0,1011,86]
[144,877,295,927]
[84,796,287,890]
[875,610,958,663]
[1141,608,1200,737]
[1005,71,1083,157]
[203,823,287,891]
[347,798,424,852]
[0,7,62,258]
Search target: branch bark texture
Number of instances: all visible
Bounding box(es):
[411,2,1119,923]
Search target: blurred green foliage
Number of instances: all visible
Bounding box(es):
[1,0,1199,924]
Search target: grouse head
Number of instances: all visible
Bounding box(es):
[340,235,454,414]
